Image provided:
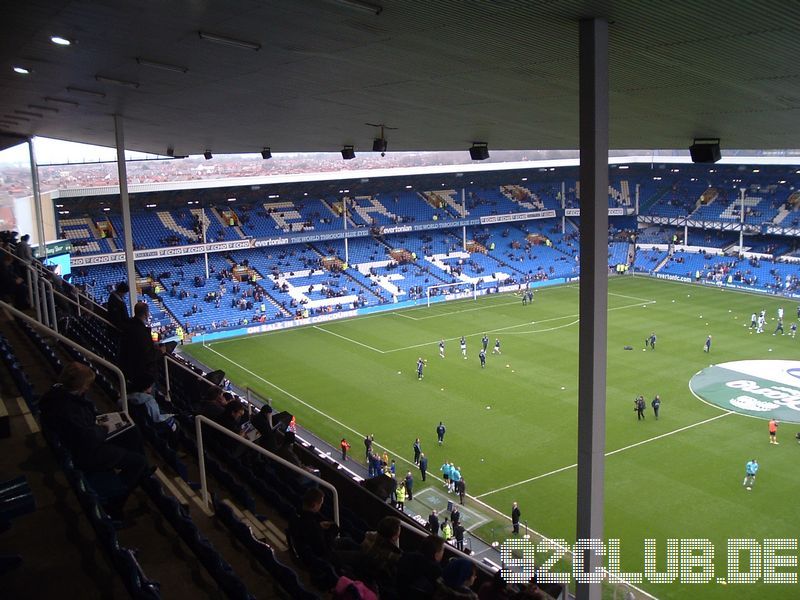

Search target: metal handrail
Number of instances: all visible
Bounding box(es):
[51,287,116,329]
[24,265,42,322]
[194,414,340,526]
[0,300,128,414]
[39,277,58,333]
[163,353,206,403]
[0,244,104,319]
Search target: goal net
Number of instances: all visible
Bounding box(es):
[425,281,478,307]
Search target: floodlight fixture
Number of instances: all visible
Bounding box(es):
[469,142,490,161]
[689,138,721,163]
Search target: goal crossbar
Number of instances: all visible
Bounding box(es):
[425,281,478,307]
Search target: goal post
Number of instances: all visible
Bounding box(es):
[425,281,478,307]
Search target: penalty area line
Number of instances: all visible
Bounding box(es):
[312,325,386,353]
[476,411,733,499]
[200,344,417,470]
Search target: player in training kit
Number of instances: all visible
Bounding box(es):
[743,459,758,490]
[417,357,426,380]
[460,336,467,359]
[750,313,757,329]
[769,418,779,444]
[439,340,445,358]
[649,333,656,350]
[774,318,784,335]
[479,348,486,368]
[522,292,528,306]
[757,313,765,333]
[778,307,784,320]
[482,334,489,352]
[791,323,797,338]
[704,335,712,352]
[492,338,501,354]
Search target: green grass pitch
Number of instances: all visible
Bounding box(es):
[184,277,800,599]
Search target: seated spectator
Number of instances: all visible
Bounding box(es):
[126,374,178,445]
[434,558,478,600]
[39,362,151,520]
[361,516,403,587]
[212,399,247,453]
[396,534,444,598]
[199,386,230,420]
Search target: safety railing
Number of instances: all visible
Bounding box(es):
[51,287,116,329]
[0,300,128,414]
[194,414,340,526]
[163,353,208,404]
[38,277,58,333]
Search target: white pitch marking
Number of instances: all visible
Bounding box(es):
[312,325,385,353]
[384,300,655,353]
[475,411,733,498]
[201,344,418,471]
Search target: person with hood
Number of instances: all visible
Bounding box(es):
[434,557,478,599]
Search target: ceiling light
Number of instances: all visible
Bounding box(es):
[330,0,383,15]
[14,110,43,118]
[28,104,58,113]
[136,57,188,74]
[469,142,489,161]
[13,66,30,75]
[66,86,106,98]
[341,145,355,160]
[372,137,387,154]
[261,147,272,160]
[95,75,140,89]
[204,150,213,160]
[198,31,261,51]
[50,35,72,46]
[45,96,79,107]
[689,138,721,164]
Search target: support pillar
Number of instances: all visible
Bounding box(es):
[115,115,138,312]
[576,17,609,600]
[28,139,47,259]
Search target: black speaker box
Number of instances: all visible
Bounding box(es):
[689,141,721,163]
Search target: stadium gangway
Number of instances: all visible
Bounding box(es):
[0,300,129,415]
[194,414,340,527]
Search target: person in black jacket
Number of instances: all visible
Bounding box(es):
[396,534,444,597]
[512,501,521,536]
[119,302,164,382]
[428,509,439,535]
[105,281,130,330]
[39,362,150,519]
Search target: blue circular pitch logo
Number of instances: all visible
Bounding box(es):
[690,360,800,422]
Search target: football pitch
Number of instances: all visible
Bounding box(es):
[184,276,800,599]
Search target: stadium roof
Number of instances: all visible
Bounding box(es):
[2,1,800,156]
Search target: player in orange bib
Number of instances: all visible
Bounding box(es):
[769,418,779,445]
